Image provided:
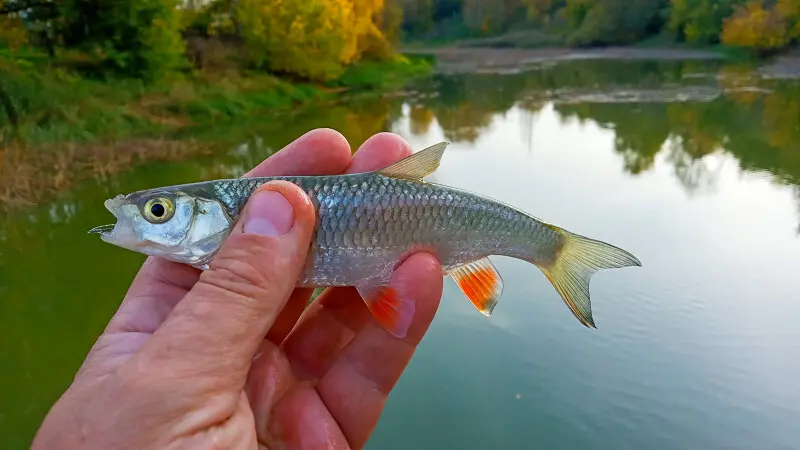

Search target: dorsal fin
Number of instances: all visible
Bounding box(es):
[375,142,449,180]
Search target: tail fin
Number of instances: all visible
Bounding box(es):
[538,227,641,328]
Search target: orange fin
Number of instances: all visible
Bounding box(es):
[356,283,415,338]
[450,257,504,316]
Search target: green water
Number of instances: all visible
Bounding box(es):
[2,59,800,449]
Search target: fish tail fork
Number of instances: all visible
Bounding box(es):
[536,227,641,328]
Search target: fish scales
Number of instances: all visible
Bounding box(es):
[208,174,560,287]
[90,141,641,337]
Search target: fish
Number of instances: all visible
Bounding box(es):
[89,142,641,337]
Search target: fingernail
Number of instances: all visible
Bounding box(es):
[243,190,294,236]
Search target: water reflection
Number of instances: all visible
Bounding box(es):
[795,186,800,236]
[405,61,800,188]
[393,59,800,232]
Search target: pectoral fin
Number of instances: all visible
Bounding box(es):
[375,142,449,180]
[449,257,504,316]
[356,282,415,338]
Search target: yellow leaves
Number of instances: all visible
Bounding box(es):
[236,0,393,81]
[409,106,435,135]
[763,87,800,150]
[776,0,800,20]
[721,0,790,50]
[236,0,356,80]
[350,0,393,59]
[776,0,800,37]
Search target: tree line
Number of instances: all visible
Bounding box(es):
[1,1,799,83]
[0,0,401,82]
[400,0,800,53]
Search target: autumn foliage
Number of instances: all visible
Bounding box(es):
[397,0,800,53]
[0,0,399,82]
[234,0,395,81]
[3,0,800,84]
[721,1,788,52]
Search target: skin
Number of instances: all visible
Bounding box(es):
[31,129,444,450]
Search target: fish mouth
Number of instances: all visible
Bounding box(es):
[88,224,115,236]
[88,194,125,238]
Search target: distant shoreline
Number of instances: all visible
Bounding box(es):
[402,46,728,75]
[403,45,800,78]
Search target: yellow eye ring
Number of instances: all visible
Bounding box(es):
[143,197,175,223]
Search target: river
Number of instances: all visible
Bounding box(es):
[1,58,799,449]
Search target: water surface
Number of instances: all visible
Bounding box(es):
[2,59,799,449]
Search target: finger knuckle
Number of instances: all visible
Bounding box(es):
[201,251,274,303]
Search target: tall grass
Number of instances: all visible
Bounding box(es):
[0,46,432,147]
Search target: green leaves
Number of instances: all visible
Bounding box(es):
[668,0,745,44]
[8,0,187,80]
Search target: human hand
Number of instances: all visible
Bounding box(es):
[31,129,444,450]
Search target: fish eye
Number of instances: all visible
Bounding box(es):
[143,197,175,223]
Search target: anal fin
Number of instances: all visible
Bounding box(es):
[356,282,415,338]
[449,257,504,316]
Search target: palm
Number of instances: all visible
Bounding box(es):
[78,130,443,449]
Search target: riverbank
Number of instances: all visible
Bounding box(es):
[404,44,800,80]
[0,50,434,148]
[403,45,741,75]
[0,50,433,210]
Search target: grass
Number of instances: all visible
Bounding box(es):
[0,47,433,148]
[0,46,433,211]
[329,54,434,92]
[0,138,216,209]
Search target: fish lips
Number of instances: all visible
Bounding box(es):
[87,195,136,246]
[87,224,115,235]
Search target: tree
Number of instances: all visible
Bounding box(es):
[433,0,462,21]
[776,0,800,39]
[236,0,358,81]
[58,0,186,79]
[180,0,237,37]
[562,0,666,46]
[721,0,790,54]
[352,0,396,60]
[236,0,392,82]
[380,0,405,49]
[398,0,435,35]
[461,0,526,34]
[522,0,566,22]
[668,0,745,44]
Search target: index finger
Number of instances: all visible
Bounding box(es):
[244,128,352,178]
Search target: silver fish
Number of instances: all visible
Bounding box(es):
[89,142,641,337]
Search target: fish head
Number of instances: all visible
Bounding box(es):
[89,186,234,268]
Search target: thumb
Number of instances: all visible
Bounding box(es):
[135,180,316,381]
